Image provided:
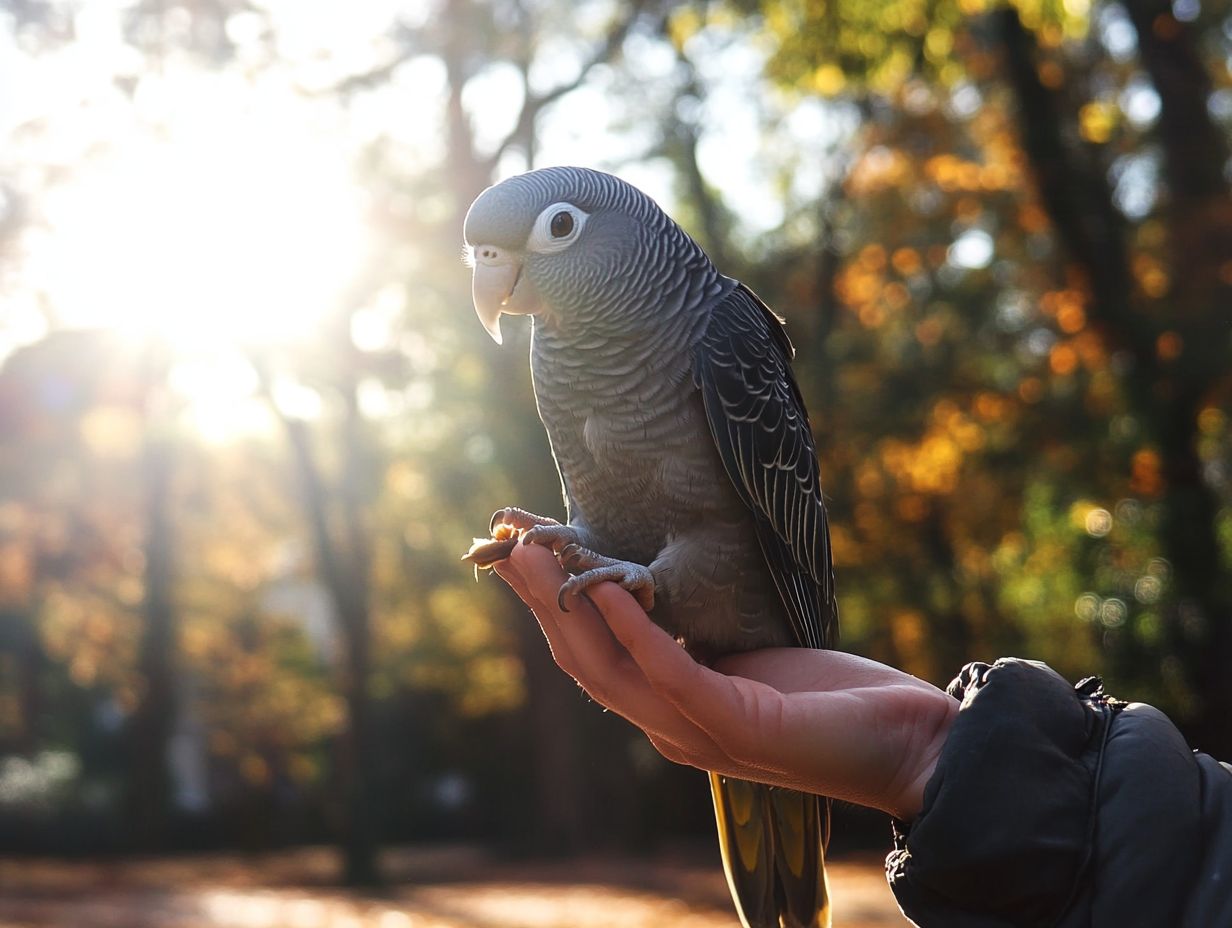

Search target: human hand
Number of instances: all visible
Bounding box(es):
[494,543,958,822]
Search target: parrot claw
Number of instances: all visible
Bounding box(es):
[472,509,653,611]
[554,545,656,613]
[521,523,583,553]
[489,507,560,535]
[472,507,569,568]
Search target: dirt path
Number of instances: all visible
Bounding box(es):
[0,847,911,928]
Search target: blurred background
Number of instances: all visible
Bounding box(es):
[0,0,1229,925]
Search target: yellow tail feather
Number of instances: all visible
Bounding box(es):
[710,772,831,928]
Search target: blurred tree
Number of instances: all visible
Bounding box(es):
[672,0,1232,750]
[1,0,693,872]
[248,0,678,870]
[994,2,1232,750]
[0,332,163,844]
[125,344,179,850]
[1118,1,1232,753]
[255,354,384,885]
[2,0,1229,870]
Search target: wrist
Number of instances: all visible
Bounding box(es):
[885,688,959,822]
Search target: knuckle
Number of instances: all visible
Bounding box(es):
[648,736,689,766]
[580,681,612,706]
[711,728,755,767]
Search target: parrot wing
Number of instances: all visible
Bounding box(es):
[696,283,836,927]
[692,283,837,650]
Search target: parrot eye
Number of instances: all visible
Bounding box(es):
[526,202,588,254]
[550,211,574,238]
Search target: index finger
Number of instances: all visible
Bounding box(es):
[584,582,792,778]
[494,545,727,757]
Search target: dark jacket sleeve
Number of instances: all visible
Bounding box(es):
[885,658,1232,927]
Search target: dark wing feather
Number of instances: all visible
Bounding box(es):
[693,283,837,649]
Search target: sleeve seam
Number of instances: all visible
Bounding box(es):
[1051,696,1122,924]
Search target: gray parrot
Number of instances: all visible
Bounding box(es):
[462,166,837,928]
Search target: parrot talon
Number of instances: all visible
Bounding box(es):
[468,509,563,566]
[559,543,584,568]
[521,524,582,553]
[489,507,560,535]
[553,547,656,613]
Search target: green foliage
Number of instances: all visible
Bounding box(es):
[674,0,1085,97]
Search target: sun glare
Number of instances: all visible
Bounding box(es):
[3,1,768,446]
[8,61,372,442]
[32,95,365,350]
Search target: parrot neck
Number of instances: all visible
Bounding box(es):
[530,269,734,399]
[535,257,728,350]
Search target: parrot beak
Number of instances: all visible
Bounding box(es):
[471,246,541,345]
[472,258,517,345]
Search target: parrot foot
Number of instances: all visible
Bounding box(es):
[464,508,578,571]
[462,511,538,569]
[488,507,586,554]
[520,523,584,554]
[489,507,560,535]
[557,543,655,613]
[489,506,585,554]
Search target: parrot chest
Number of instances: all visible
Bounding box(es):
[555,384,724,562]
[561,396,793,653]
[531,324,795,654]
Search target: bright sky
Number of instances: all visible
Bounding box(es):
[0,2,854,440]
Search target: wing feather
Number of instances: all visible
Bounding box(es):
[693,283,837,649]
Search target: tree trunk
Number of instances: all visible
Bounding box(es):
[279,405,382,886]
[338,387,381,886]
[1125,2,1232,756]
[1124,0,1232,309]
[995,8,1132,327]
[438,3,594,853]
[127,348,177,849]
[338,592,380,886]
[0,610,44,756]
[997,7,1232,753]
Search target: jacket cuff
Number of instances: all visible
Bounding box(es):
[885,658,1116,926]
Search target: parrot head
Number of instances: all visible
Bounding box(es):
[463,166,706,343]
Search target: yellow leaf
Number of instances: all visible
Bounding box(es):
[1078,101,1116,143]
[810,64,846,96]
[667,7,702,51]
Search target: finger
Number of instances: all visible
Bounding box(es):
[494,545,588,677]
[490,549,524,589]
[499,544,622,672]
[498,546,728,761]
[586,581,734,706]
[646,732,692,766]
[498,546,660,701]
[584,582,788,776]
[587,584,940,785]
[491,550,535,612]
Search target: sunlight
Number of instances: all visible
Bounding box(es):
[31,85,365,350]
[9,61,370,442]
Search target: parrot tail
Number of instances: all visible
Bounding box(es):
[709,772,831,928]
